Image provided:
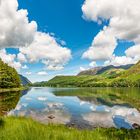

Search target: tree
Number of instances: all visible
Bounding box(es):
[0,59,21,88]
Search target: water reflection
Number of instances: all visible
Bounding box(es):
[53,87,140,108]
[7,87,140,129]
[0,91,21,116]
[21,88,32,96]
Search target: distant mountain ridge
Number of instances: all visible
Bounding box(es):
[78,64,133,76]
[19,75,32,86]
[33,62,140,88]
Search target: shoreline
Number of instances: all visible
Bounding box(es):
[0,87,28,93]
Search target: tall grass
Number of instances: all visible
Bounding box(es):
[0,117,140,140]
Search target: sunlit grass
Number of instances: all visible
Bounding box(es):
[0,116,140,140]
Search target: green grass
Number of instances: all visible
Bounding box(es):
[0,116,140,140]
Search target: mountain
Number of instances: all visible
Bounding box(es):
[109,61,140,87]
[78,67,102,76]
[19,75,32,86]
[126,61,140,75]
[119,61,140,81]
[0,59,21,88]
[78,64,133,76]
[33,62,140,88]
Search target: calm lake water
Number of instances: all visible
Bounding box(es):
[1,87,140,129]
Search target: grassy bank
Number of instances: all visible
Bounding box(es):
[0,117,140,140]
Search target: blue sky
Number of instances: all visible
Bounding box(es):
[10,0,103,82]
[1,0,140,82]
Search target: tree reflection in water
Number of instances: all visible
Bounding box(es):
[0,89,29,116]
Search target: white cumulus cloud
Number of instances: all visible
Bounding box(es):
[82,0,140,65]
[37,71,48,76]
[89,61,97,67]
[17,53,27,63]
[22,65,28,69]
[25,72,32,75]
[104,55,137,66]
[0,0,72,71]
[83,28,117,60]
[0,0,37,48]
[0,49,21,70]
[19,32,72,71]
[80,67,87,71]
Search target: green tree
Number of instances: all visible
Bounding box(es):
[0,59,21,88]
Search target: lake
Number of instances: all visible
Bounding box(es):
[1,87,140,129]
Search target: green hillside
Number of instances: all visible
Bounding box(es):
[45,75,106,87]
[122,61,140,80]
[0,59,21,89]
[78,64,132,76]
[110,61,140,87]
[100,68,125,78]
[34,61,140,88]
[19,75,32,86]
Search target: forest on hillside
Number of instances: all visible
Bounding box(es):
[0,59,21,88]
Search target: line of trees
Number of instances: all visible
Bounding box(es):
[33,77,140,88]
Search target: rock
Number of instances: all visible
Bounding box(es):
[132,123,140,129]
[48,115,55,119]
